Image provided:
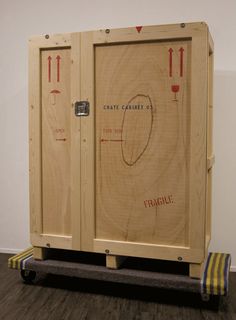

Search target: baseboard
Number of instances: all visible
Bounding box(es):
[231,266,236,272]
[0,248,23,254]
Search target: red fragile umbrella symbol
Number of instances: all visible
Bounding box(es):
[171,85,180,101]
[50,89,61,105]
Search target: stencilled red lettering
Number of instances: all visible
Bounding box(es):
[55,128,65,133]
[103,128,123,135]
[144,195,174,208]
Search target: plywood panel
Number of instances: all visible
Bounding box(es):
[95,40,191,246]
[41,48,71,235]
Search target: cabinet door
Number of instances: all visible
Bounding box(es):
[29,33,81,250]
[80,24,208,264]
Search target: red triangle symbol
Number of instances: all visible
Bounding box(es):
[136,26,143,33]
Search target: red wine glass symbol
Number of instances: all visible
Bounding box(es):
[50,89,61,105]
[171,85,179,101]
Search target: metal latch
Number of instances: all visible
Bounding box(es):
[74,101,90,116]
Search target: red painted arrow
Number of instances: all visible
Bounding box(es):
[56,138,66,141]
[168,48,173,77]
[48,56,52,82]
[56,55,61,82]
[136,26,143,33]
[179,47,184,77]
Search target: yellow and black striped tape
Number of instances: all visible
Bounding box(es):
[201,252,231,295]
[8,247,33,270]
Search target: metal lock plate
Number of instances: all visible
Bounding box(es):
[74,101,90,116]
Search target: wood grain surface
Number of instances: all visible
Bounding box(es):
[95,40,191,246]
[29,23,212,268]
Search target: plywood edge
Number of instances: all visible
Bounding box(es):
[207,155,215,170]
[94,239,204,263]
[205,234,211,251]
[208,31,214,54]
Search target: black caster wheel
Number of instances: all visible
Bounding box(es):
[201,293,210,302]
[20,269,36,283]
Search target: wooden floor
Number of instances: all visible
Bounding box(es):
[0,253,235,320]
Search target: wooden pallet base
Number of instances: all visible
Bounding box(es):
[9,247,231,297]
[33,246,206,279]
[106,255,127,269]
[189,261,205,279]
[33,247,48,260]
[106,255,206,279]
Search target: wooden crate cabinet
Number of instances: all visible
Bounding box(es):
[29,22,214,278]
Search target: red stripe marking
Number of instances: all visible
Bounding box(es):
[168,48,173,77]
[48,56,52,82]
[179,47,184,77]
[56,55,61,82]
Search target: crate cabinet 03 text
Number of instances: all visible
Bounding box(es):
[29,22,214,278]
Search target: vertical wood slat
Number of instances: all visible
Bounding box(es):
[71,33,81,250]
[80,32,95,251]
[188,27,209,261]
[29,42,42,235]
[206,39,214,244]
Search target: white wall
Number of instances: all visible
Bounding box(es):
[0,0,235,268]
